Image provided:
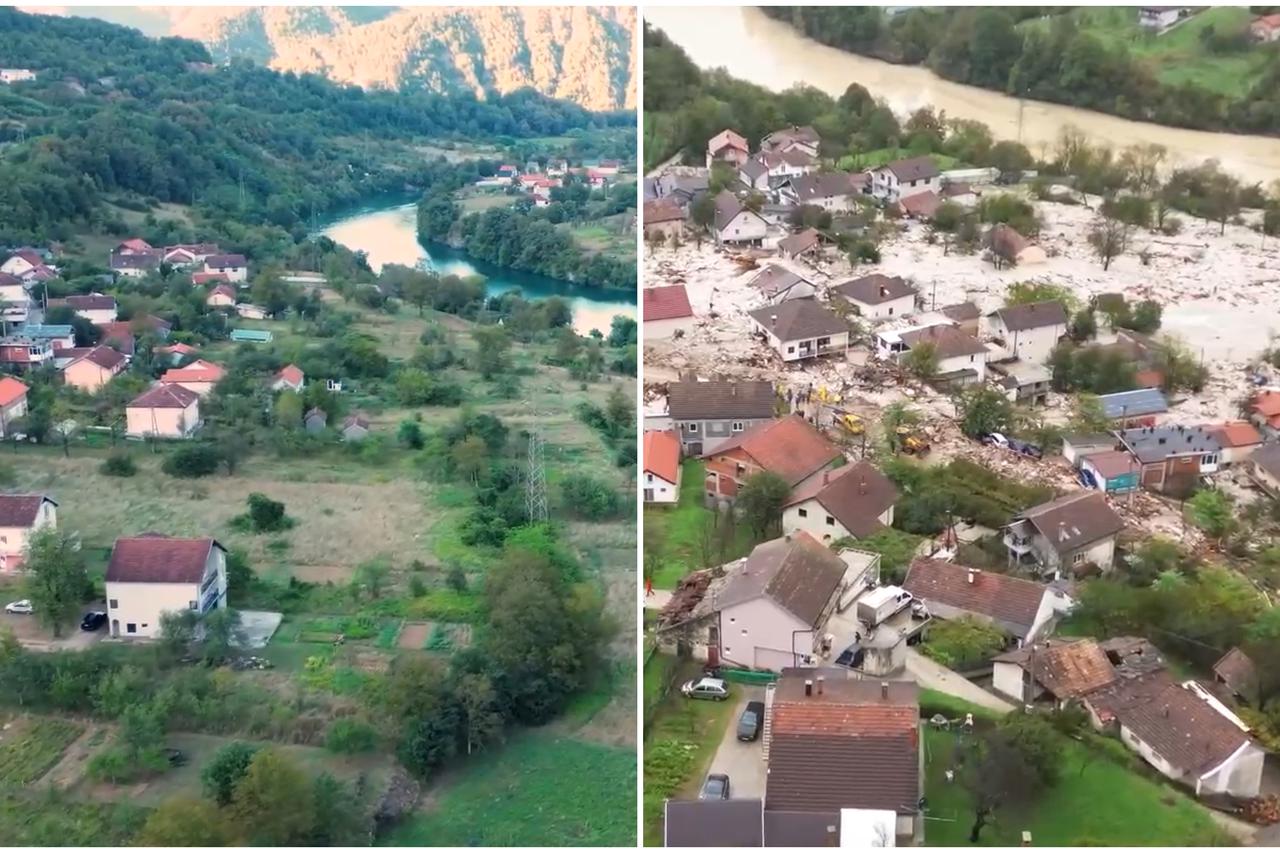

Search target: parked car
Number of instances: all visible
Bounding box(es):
[981,432,1009,448]
[699,773,730,800]
[737,700,765,742]
[4,600,33,615]
[1007,438,1043,459]
[80,611,107,632]
[681,677,729,701]
[165,748,188,767]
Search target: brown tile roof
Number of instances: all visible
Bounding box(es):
[106,534,220,584]
[995,638,1117,699]
[58,294,116,311]
[709,415,842,487]
[73,345,126,371]
[718,532,848,627]
[643,430,680,484]
[1086,672,1254,776]
[1081,449,1136,479]
[643,285,693,322]
[903,558,1051,637]
[667,379,775,421]
[767,669,919,815]
[0,494,55,527]
[205,253,247,268]
[994,300,1068,332]
[833,273,916,306]
[1251,442,1280,480]
[899,190,941,218]
[763,125,820,149]
[664,800,763,847]
[790,172,861,203]
[714,190,757,232]
[882,155,939,182]
[643,197,685,225]
[1014,491,1125,555]
[900,324,988,359]
[783,461,897,538]
[940,302,980,322]
[777,228,821,256]
[749,300,847,342]
[748,265,811,299]
[1213,647,1258,697]
[129,383,198,409]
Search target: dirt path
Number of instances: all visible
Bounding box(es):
[36,720,111,791]
[904,649,1015,714]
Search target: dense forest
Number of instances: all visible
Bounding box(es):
[759,6,1280,134]
[0,9,633,245]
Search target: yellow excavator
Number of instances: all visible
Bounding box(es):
[896,426,930,456]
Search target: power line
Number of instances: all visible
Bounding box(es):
[526,421,547,524]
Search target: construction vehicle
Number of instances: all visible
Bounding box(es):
[896,426,930,457]
[837,410,864,436]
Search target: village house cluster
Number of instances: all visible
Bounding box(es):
[472,157,624,206]
[642,119,1280,845]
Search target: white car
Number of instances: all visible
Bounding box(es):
[4,600,33,615]
[681,677,729,701]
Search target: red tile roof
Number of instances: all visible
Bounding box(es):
[643,430,680,484]
[783,461,897,537]
[709,415,841,487]
[995,637,1117,699]
[903,557,1052,637]
[72,345,126,371]
[116,238,152,252]
[160,360,225,385]
[0,494,55,527]
[130,384,199,409]
[0,376,29,407]
[192,272,230,286]
[106,534,219,584]
[643,285,693,322]
[275,364,304,386]
[1210,421,1262,448]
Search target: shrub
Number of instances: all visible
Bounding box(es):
[161,445,222,478]
[246,493,291,533]
[202,742,261,805]
[99,453,137,477]
[560,476,621,520]
[324,719,378,754]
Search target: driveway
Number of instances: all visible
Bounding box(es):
[904,649,1014,714]
[703,686,767,800]
[0,601,107,652]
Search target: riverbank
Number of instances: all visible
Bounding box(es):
[644,6,1280,184]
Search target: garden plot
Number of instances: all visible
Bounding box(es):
[0,717,84,789]
[396,621,472,652]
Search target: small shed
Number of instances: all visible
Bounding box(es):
[304,407,328,434]
[1080,450,1139,494]
[342,413,370,442]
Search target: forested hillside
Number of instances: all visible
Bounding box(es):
[760,6,1280,134]
[0,9,632,245]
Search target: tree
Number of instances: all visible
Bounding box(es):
[23,527,87,639]
[1187,489,1234,542]
[230,749,317,845]
[456,673,505,755]
[308,772,366,846]
[161,444,222,478]
[1068,308,1097,342]
[604,383,634,437]
[471,325,512,379]
[964,729,1047,842]
[903,341,939,380]
[136,797,232,846]
[561,475,621,520]
[1123,299,1163,334]
[452,434,488,485]
[1004,281,1077,312]
[353,558,391,600]
[737,471,791,538]
[273,390,303,429]
[689,192,717,237]
[245,493,289,532]
[1069,394,1112,435]
[202,742,261,806]
[1088,212,1129,271]
[200,607,244,664]
[955,386,1013,438]
[398,419,424,449]
[158,609,198,658]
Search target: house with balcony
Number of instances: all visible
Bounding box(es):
[748,300,848,363]
[0,335,53,372]
[1004,491,1125,577]
[667,378,777,456]
[104,534,227,639]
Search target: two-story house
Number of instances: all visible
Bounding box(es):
[702,415,845,504]
[0,494,57,571]
[0,376,29,435]
[870,156,940,203]
[712,191,769,246]
[876,323,990,384]
[667,379,776,456]
[706,128,750,169]
[761,125,821,158]
[748,300,848,363]
[781,460,897,543]
[48,293,117,325]
[104,534,227,639]
[985,300,1068,365]
[832,274,917,321]
[203,254,248,283]
[781,172,865,212]
[1004,491,1125,577]
[1116,424,1222,496]
[642,429,681,505]
[0,335,53,372]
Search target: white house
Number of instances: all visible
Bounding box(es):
[832,274,917,321]
[271,364,305,393]
[748,265,818,305]
[104,534,227,639]
[738,157,771,193]
[903,557,1073,645]
[781,172,865,212]
[1138,6,1184,29]
[748,300,848,363]
[870,156,941,203]
[0,273,31,326]
[0,494,57,572]
[642,430,681,505]
[643,285,695,341]
[781,460,897,544]
[706,129,749,170]
[985,301,1068,365]
[203,254,248,283]
[876,323,989,384]
[712,191,769,246]
[1004,491,1125,576]
[51,293,117,325]
[0,69,36,84]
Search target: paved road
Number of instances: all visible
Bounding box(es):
[904,649,1015,714]
[704,687,767,800]
[644,589,672,611]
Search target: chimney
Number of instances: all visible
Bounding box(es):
[825,824,839,847]
[880,681,889,699]
[804,679,813,697]
[880,285,888,298]
[859,477,867,495]
[1058,521,1069,542]
[1021,831,1033,847]
[771,314,778,328]
[816,675,825,695]
[823,470,830,485]
[967,568,977,584]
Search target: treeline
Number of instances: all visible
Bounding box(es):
[0,8,632,244]
[759,6,1280,134]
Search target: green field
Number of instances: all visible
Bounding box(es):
[922,729,1229,846]
[0,792,147,846]
[383,731,635,847]
[837,149,963,173]
[0,718,84,788]
[644,460,758,589]
[1020,7,1270,99]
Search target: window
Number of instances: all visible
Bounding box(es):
[126,623,136,634]
[108,599,117,609]
[787,345,795,354]
[741,628,747,636]
[688,423,698,434]
[732,421,744,432]
[189,601,198,609]
[735,463,745,475]
[1072,552,1085,564]
[817,337,830,347]
[646,473,653,483]
[798,508,808,518]
[888,307,894,316]
[970,355,975,362]
[729,616,735,623]
[826,515,835,526]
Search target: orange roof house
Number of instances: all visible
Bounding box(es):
[0,376,30,434]
[1249,391,1280,433]
[643,430,681,504]
[271,364,305,392]
[159,359,225,397]
[703,415,844,501]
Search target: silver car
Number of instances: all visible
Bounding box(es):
[4,599,33,615]
[681,677,729,701]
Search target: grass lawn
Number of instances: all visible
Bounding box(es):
[922,728,1230,846]
[642,660,737,847]
[838,148,963,172]
[457,192,517,213]
[0,718,84,788]
[383,731,635,847]
[644,460,758,589]
[642,651,679,720]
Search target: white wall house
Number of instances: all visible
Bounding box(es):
[870,156,941,203]
[833,274,917,322]
[985,301,1069,365]
[748,301,849,363]
[104,535,227,639]
[203,254,248,283]
[0,494,57,572]
[780,461,897,544]
[712,191,769,246]
[643,430,681,505]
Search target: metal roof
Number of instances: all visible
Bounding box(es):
[1097,388,1168,419]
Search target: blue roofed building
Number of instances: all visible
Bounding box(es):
[1097,388,1168,424]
